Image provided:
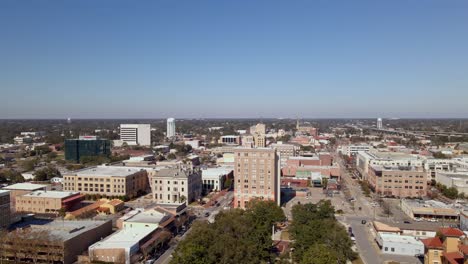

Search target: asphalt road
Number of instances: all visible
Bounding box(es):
[335,154,422,264]
[153,191,234,264]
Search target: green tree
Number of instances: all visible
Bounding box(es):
[290,200,356,264]
[34,166,61,181]
[170,200,285,264]
[300,243,338,264]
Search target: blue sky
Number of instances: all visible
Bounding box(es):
[1,0,467,119]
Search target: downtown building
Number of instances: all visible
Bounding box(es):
[368,165,427,198]
[119,124,151,146]
[149,165,202,205]
[63,166,149,199]
[0,190,10,228]
[234,147,280,209]
[65,136,111,162]
[166,118,176,138]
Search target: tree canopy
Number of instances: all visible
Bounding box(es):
[290,200,357,264]
[170,200,285,264]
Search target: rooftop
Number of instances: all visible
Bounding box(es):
[421,237,443,249]
[0,190,10,196]
[69,166,146,177]
[202,166,234,178]
[3,183,47,191]
[22,219,110,241]
[379,233,423,245]
[89,226,156,250]
[120,208,172,225]
[439,227,465,237]
[151,166,198,179]
[22,190,79,199]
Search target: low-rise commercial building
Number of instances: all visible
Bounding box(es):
[15,190,83,214]
[436,171,468,195]
[65,198,124,220]
[401,199,459,221]
[0,190,10,228]
[376,233,424,256]
[89,225,157,264]
[63,166,149,199]
[0,219,113,264]
[116,208,175,230]
[201,166,233,192]
[368,165,426,198]
[2,182,47,207]
[149,165,202,204]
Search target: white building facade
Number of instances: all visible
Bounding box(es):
[119,124,151,146]
[166,118,176,138]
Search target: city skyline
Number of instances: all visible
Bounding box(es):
[1,0,468,119]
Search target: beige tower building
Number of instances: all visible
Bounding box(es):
[234,148,280,209]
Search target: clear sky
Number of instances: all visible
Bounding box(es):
[1,0,468,119]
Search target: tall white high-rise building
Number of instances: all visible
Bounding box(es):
[120,124,151,146]
[377,118,383,130]
[167,118,176,138]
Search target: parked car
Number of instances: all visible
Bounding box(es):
[348,226,353,233]
[361,220,367,224]
[204,212,210,217]
[404,220,411,224]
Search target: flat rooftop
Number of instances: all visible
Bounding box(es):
[121,209,171,224]
[69,166,146,177]
[202,166,234,177]
[0,190,10,196]
[370,164,423,172]
[380,233,424,245]
[28,220,110,241]
[3,183,47,191]
[89,226,156,250]
[22,190,79,199]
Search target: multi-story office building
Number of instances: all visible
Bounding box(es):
[356,151,424,180]
[270,142,298,168]
[254,133,266,148]
[149,165,202,204]
[65,136,111,162]
[0,190,10,228]
[368,165,427,198]
[119,124,151,146]
[15,191,83,214]
[167,118,176,138]
[63,166,149,198]
[234,148,280,209]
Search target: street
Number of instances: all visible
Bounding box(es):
[153,190,234,264]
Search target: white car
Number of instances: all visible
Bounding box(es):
[414,218,422,222]
[428,218,438,222]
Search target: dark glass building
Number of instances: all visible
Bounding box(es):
[65,136,111,162]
